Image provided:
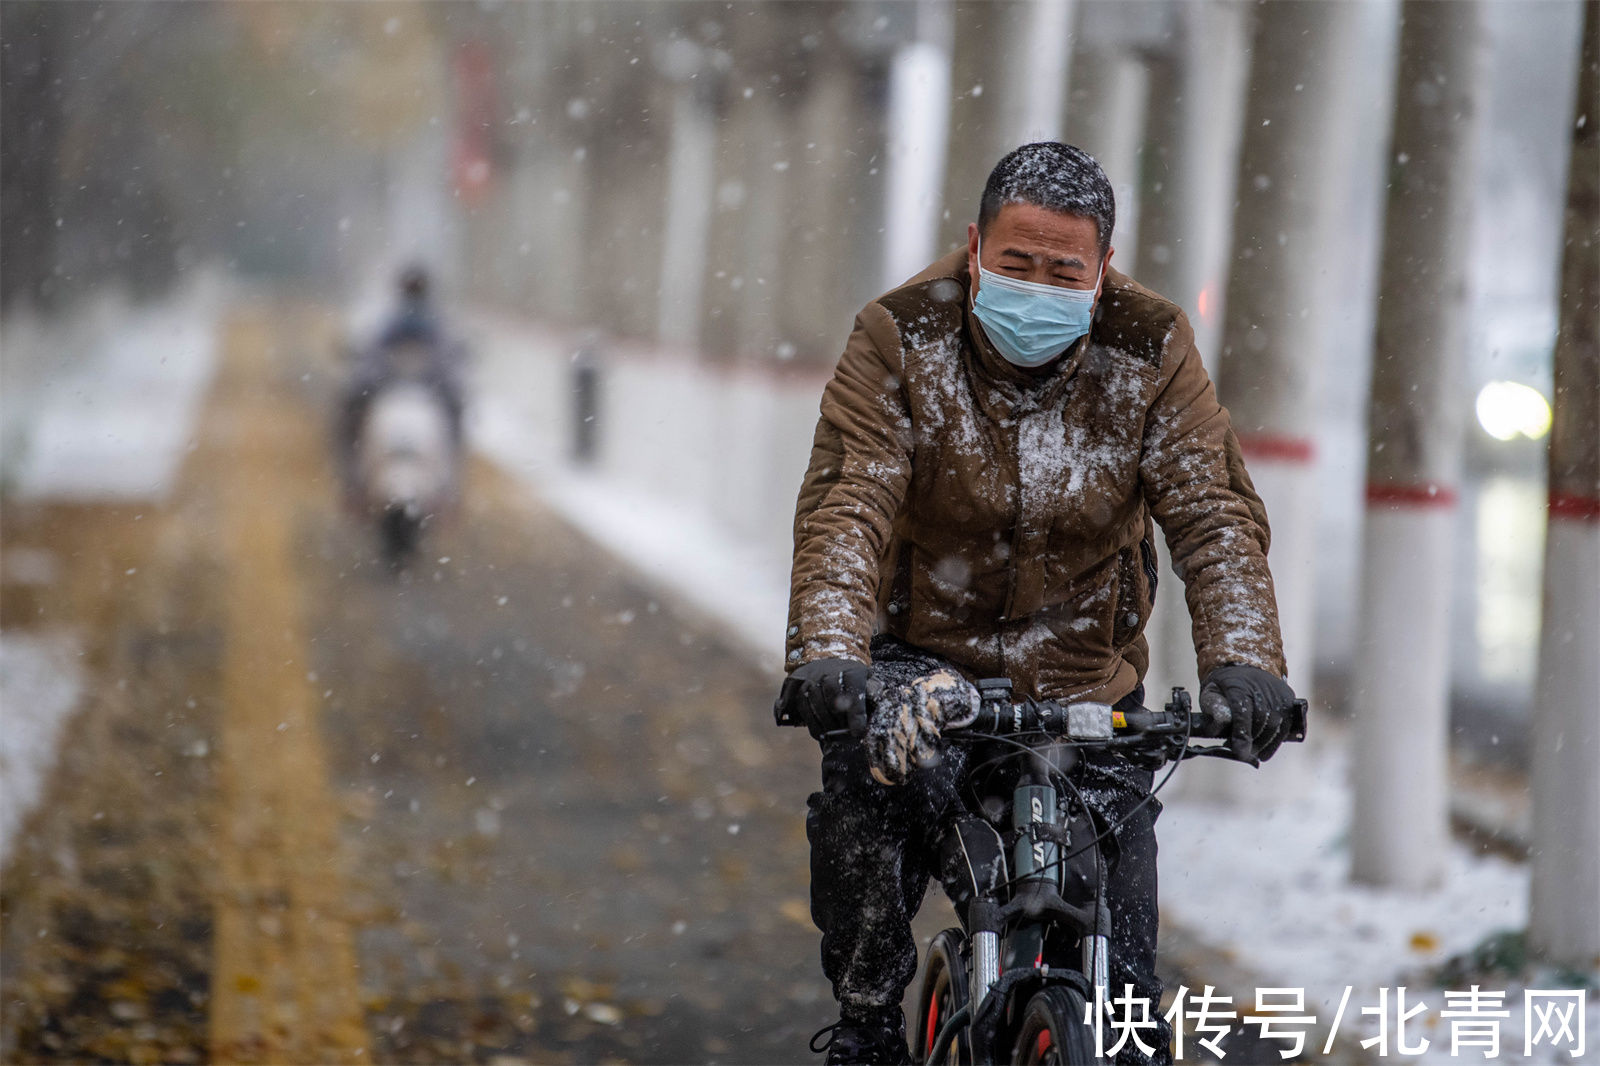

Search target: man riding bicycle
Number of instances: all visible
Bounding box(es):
[776,143,1300,1065]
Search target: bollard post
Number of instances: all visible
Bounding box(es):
[571,348,600,466]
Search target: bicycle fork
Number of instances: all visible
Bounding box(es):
[972,927,1000,1014]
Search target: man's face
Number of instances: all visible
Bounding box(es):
[966,203,1112,302]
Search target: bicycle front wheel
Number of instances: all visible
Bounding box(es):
[1012,986,1100,1065]
[913,927,970,1064]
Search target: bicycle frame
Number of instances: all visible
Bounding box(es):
[925,685,1120,1063]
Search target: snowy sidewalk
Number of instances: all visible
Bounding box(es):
[1157,734,1592,1063]
[2,274,226,502]
[2,275,227,869]
[0,628,84,865]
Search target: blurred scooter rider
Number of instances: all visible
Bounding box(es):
[379,263,445,349]
[776,143,1300,1065]
[335,264,466,507]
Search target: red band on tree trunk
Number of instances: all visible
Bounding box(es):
[1548,492,1600,521]
[1237,434,1317,464]
[1365,482,1459,508]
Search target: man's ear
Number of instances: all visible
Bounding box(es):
[1098,246,1115,296]
[967,223,981,297]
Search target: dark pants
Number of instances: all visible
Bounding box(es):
[806,638,1171,1065]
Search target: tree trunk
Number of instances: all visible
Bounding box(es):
[1351,0,1485,890]
[1528,0,1600,968]
[785,57,871,365]
[941,0,1078,252]
[882,1,954,288]
[1215,0,1365,715]
[998,0,1074,145]
[1065,46,1147,273]
[0,2,69,310]
[656,73,718,354]
[1138,2,1252,739]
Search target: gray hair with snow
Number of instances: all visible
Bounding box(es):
[978,142,1115,257]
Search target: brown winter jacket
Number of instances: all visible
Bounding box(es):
[786,250,1286,704]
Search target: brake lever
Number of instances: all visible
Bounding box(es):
[772,675,806,727]
[1286,698,1309,742]
[1180,745,1260,768]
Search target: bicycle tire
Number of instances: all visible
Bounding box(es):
[913,928,971,1064]
[1012,985,1101,1065]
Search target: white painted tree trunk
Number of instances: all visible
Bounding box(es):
[999,0,1075,144]
[938,0,1078,256]
[1165,1,1362,802]
[1350,506,1457,888]
[656,83,717,353]
[1351,0,1485,890]
[1528,520,1600,961]
[1528,0,1600,968]
[1215,0,1365,709]
[1065,48,1146,272]
[883,3,953,289]
[1185,1,1253,367]
[1131,16,1204,321]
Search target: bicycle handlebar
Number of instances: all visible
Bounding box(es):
[952,680,1307,746]
[775,675,1308,760]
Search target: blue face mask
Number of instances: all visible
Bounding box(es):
[972,242,1103,368]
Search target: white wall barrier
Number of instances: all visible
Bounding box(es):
[468,310,826,667]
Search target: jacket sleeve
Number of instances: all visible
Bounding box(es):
[1138,313,1288,679]
[786,304,915,670]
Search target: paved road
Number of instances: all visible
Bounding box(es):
[0,299,850,1064]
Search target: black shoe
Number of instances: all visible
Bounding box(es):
[810,1011,911,1065]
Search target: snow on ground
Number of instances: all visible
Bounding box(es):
[1160,736,1595,1062]
[1161,737,1523,1002]
[1,276,223,866]
[0,627,85,866]
[3,272,226,502]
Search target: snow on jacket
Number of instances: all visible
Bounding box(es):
[786,250,1286,704]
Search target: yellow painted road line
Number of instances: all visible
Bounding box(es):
[208,308,368,1064]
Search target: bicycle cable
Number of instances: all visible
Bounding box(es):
[1061,770,1107,996]
[944,709,1192,893]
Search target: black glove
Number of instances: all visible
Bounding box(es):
[1199,664,1298,764]
[782,658,872,740]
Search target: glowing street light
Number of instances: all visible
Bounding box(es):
[1474,380,1553,442]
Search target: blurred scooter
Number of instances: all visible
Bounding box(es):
[350,341,459,567]
[336,267,466,568]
